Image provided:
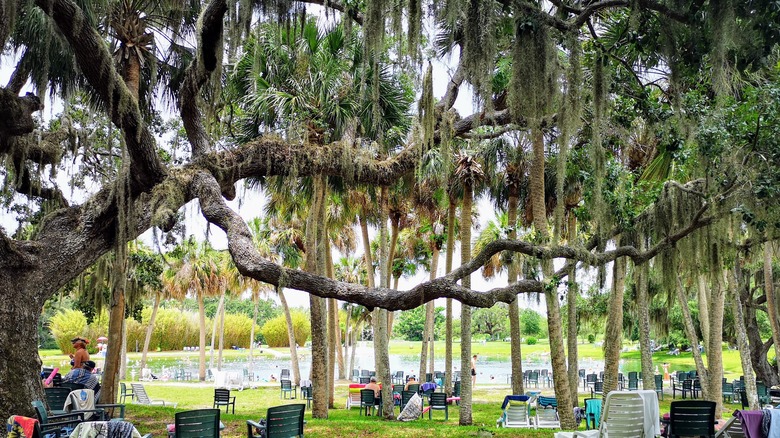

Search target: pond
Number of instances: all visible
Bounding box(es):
[107,343,646,384]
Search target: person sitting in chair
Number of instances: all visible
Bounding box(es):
[365,376,382,405]
[62,360,101,399]
[404,375,418,391]
[69,337,90,370]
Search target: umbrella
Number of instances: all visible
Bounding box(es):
[97,336,108,342]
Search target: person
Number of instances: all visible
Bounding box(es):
[62,360,101,399]
[404,375,418,391]
[364,376,382,405]
[69,337,90,370]
[471,354,478,386]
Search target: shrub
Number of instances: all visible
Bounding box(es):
[49,309,88,354]
[587,334,596,343]
[526,337,537,345]
[261,311,310,347]
[220,313,257,348]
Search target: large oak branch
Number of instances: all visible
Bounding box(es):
[35,0,166,193]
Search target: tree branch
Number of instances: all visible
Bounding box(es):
[435,63,465,113]
[179,0,226,159]
[35,0,167,193]
[301,0,363,25]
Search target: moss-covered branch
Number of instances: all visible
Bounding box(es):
[34,0,166,193]
[301,0,364,25]
[180,0,227,159]
[0,88,41,138]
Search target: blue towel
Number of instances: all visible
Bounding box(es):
[585,398,602,428]
[501,395,530,410]
[768,409,780,438]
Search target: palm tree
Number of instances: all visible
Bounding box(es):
[453,150,484,425]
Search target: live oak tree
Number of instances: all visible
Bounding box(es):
[4,0,780,428]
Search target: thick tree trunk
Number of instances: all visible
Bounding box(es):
[444,197,456,395]
[419,304,430,378]
[427,245,439,373]
[459,183,473,426]
[507,193,524,395]
[763,242,780,375]
[705,270,726,417]
[279,288,301,385]
[0,285,45,419]
[140,291,161,370]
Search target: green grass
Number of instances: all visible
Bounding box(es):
[41,340,749,437]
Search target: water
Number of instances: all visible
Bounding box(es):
[125,342,639,384]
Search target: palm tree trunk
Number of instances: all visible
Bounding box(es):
[198,291,207,381]
[140,291,161,370]
[602,242,626,398]
[307,174,329,418]
[705,270,726,417]
[336,304,346,380]
[459,183,474,426]
[729,262,760,409]
[218,298,226,369]
[444,196,456,395]
[566,214,579,402]
[763,242,780,375]
[531,126,575,429]
[376,185,393,418]
[343,304,352,376]
[101,279,125,404]
[210,292,225,370]
[360,216,375,288]
[249,290,258,365]
[507,192,524,395]
[425,245,438,373]
[278,287,301,384]
[328,297,337,407]
[675,278,707,376]
[635,259,655,393]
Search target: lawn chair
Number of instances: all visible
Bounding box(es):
[31,400,85,438]
[359,377,370,384]
[392,371,404,384]
[554,391,645,438]
[280,380,296,399]
[584,373,598,391]
[528,371,540,388]
[351,369,359,382]
[130,383,176,407]
[345,384,363,409]
[427,393,448,420]
[672,379,693,399]
[535,396,559,429]
[359,389,377,416]
[722,382,734,403]
[44,388,71,415]
[63,389,107,421]
[213,389,236,414]
[591,381,604,398]
[280,369,290,380]
[497,395,531,428]
[119,383,135,404]
[247,404,305,438]
[655,374,664,401]
[173,409,220,438]
[400,391,416,413]
[714,415,745,438]
[300,386,312,409]
[667,400,715,438]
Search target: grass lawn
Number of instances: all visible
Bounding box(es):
[39,340,749,437]
[115,379,746,437]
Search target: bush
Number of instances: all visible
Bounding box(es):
[526,337,537,345]
[220,313,257,348]
[49,309,88,354]
[587,334,596,343]
[261,311,310,347]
